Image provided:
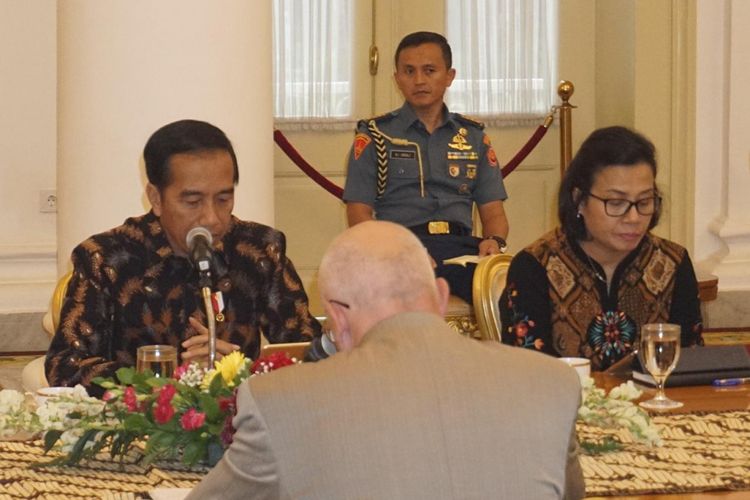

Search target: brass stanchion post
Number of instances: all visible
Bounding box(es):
[557,80,575,176]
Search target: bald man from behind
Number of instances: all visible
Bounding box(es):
[187,221,585,500]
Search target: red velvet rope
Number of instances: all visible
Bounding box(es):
[500,123,551,178]
[273,119,552,200]
[273,130,345,199]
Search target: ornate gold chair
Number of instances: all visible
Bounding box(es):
[444,253,513,341]
[21,271,73,392]
[471,253,513,342]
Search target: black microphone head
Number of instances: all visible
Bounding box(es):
[186,226,213,273]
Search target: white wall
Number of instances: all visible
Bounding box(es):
[0,0,57,312]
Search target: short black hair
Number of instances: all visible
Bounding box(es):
[394,31,452,69]
[558,126,661,241]
[143,119,239,191]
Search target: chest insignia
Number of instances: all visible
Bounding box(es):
[466,164,477,179]
[449,164,460,177]
[447,151,479,161]
[390,149,416,160]
[448,130,473,151]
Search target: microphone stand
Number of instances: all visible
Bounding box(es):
[198,273,217,368]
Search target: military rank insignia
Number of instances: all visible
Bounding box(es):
[353,133,372,160]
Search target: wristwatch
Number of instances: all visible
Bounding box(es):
[484,235,508,253]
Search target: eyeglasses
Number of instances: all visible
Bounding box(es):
[586,192,661,217]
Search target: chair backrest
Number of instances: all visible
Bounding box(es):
[51,271,73,332]
[472,253,513,342]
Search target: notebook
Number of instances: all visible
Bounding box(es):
[631,344,750,387]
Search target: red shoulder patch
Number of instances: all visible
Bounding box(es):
[484,135,499,167]
[353,133,372,160]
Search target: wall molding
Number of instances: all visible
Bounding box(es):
[0,244,57,313]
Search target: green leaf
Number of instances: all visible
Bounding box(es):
[209,372,225,396]
[43,430,63,452]
[115,367,136,385]
[182,439,207,466]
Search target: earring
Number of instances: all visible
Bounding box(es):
[576,211,583,220]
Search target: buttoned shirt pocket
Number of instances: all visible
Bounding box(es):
[389,149,419,179]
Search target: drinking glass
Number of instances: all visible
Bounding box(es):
[136,345,177,378]
[638,323,683,410]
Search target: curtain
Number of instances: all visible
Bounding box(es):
[445,0,558,127]
[273,0,353,130]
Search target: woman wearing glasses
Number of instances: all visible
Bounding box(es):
[499,126,703,370]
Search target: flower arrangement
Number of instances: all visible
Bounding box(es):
[0,351,299,467]
[577,377,661,454]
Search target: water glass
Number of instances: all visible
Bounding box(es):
[638,323,683,410]
[136,345,177,378]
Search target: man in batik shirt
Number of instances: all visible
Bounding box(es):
[46,120,321,395]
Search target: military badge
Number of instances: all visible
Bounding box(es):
[483,135,499,167]
[458,183,470,194]
[459,127,468,136]
[449,164,460,177]
[448,133,472,151]
[353,133,372,160]
[466,164,476,179]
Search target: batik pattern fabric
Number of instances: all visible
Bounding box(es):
[46,212,321,394]
[499,228,703,371]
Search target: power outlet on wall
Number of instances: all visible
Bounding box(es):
[39,189,57,213]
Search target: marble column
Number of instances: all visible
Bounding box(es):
[57,0,274,271]
[695,0,750,292]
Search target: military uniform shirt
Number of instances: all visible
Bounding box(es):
[343,103,507,229]
[45,211,321,395]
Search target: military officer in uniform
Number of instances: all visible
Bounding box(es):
[343,31,510,303]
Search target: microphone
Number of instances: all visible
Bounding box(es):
[186,226,217,367]
[186,226,213,286]
[303,333,337,362]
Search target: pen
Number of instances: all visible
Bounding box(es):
[711,377,750,387]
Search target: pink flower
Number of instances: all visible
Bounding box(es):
[102,391,115,402]
[173,363,189,380]
[180,408,206,431]
[123,386,138,412]
[153,399,175,424]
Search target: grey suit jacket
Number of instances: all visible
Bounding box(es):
[187,312,585,499]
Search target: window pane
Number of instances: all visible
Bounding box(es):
[273,0,353,121]
[445,0,558,126]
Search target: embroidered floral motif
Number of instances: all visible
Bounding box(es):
[642,248,676,295]
[546,255,576,299]
[587,310,636,369]
[505,283,544,350]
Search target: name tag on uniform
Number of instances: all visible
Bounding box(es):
[390,150,416,160]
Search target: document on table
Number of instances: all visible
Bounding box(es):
[442,255,479,267]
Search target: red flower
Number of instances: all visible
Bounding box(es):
[123,386,138,412]
[157,384,176,404]
[102,391,114,402]
[153,399,175,424]
[180,408,206,431]
[218,395,236,414]
[220,414,236,447]
[251,351,296,374]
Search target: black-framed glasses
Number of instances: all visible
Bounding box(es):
[586,192,661,217]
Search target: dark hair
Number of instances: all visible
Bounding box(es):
[394,31,452,69]
[143,119,239,191]
[558,126,661,241]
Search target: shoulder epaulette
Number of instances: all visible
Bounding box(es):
[356,111,395,129]
[454,113,485,130]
